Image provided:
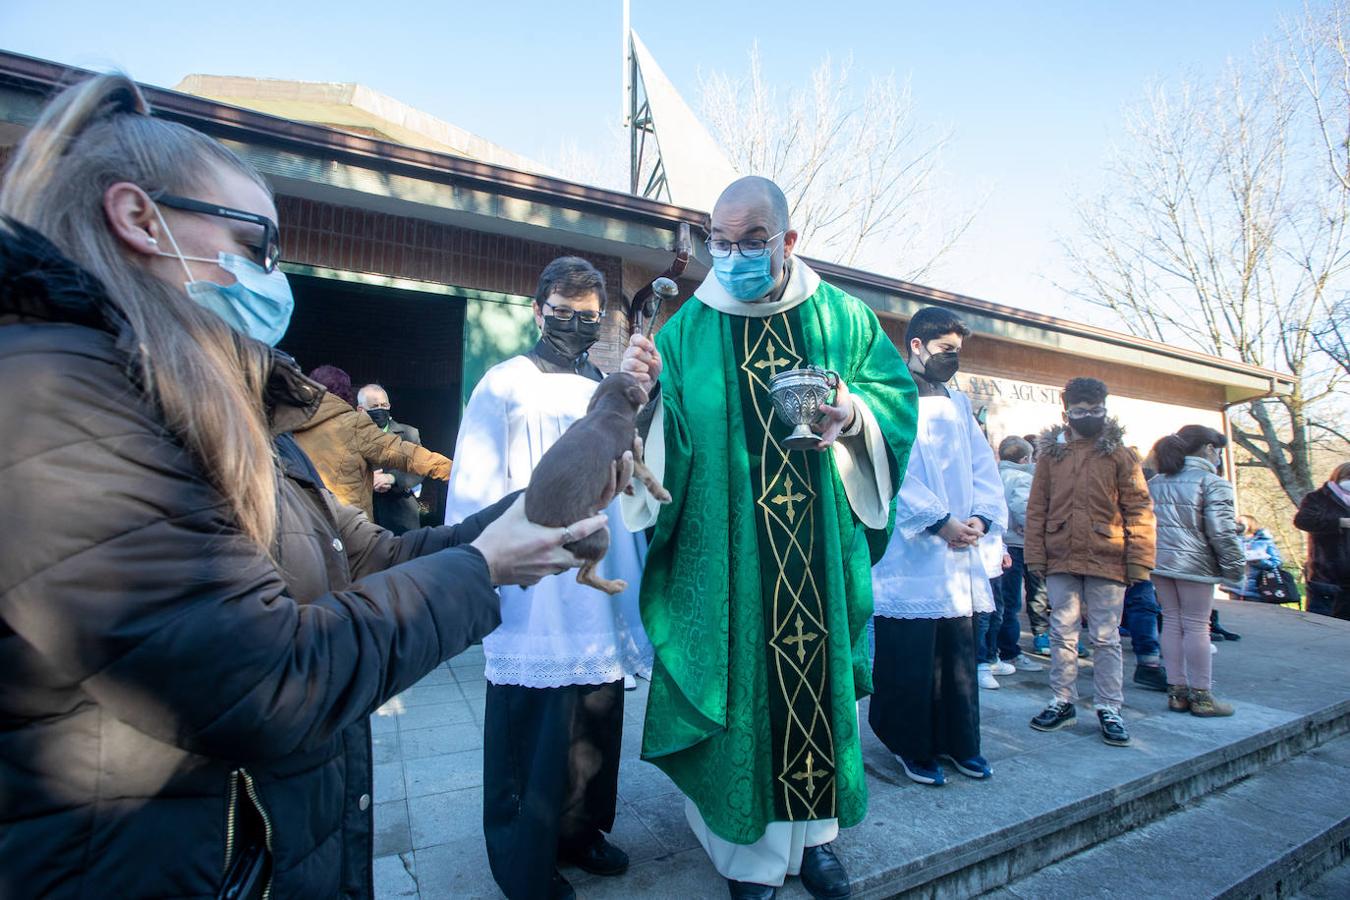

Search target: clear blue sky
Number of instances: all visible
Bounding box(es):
[0,1,1310,315]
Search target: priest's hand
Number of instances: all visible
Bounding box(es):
[470,495,608,587]
[598,451,637,505]
[621,333,663,394]
[811,379,856,450]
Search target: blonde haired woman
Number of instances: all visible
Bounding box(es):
[0,74,616,899]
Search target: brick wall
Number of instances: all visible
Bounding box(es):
[276,196,634,371]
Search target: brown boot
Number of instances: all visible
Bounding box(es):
[1189,689,1234,717]
[1167,685,1191,712]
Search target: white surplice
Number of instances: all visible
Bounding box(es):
[873,388,1008,620]
[444,355,651,687]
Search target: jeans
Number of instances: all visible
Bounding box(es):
[1047,574,1126,709]
[998,547,1028,659]
[1121,579,1162,663]
[975,577,1002,664]
[1023,553,1050,636]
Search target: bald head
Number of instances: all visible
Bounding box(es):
[708,176,798,302]
[714,176,790,232]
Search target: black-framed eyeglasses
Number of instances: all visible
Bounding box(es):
[150,191,282,273]
[543,301,603,325]
[1067,406,1108,419]
[706,231,784,259]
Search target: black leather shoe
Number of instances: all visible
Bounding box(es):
[800,842,851,899]
[559,835,629,876]
[727,878,777,899]
[551,870,576,900]
[1133,663,1168,692]
[1030,699,1077,732]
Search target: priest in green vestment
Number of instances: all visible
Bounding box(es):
[620,176,918,898]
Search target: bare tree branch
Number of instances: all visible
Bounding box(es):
[1061,10,1350,506]
[697,48,975,281]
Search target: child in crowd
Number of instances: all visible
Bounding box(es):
[1024,378,1156,746]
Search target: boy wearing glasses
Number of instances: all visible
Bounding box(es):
[444,257,651,899]
[1024,377,1156,746]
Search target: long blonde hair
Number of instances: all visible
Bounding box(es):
[0,74,280,550]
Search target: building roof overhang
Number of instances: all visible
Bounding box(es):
[0,50,1293,405]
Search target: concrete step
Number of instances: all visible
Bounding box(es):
[1292,851,1350,899]
[841,692,1350,900]
[987,732,1350,900]
[561,601,1350,900]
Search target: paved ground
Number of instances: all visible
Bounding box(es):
[370,598,1350,899]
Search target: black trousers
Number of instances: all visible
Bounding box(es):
[483,680,624,899]
[868,615,981,762]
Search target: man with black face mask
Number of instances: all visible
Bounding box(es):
[357,383,425,535]
[869,307,1007,788]
[444,256,650,900]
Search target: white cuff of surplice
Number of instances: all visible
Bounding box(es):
[831,393,892,529]
[621,397,665,532]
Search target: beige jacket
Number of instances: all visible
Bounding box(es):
[293,392,450,519]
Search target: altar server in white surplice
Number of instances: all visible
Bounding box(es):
[443,257,651,900]
[869,307,1007,789]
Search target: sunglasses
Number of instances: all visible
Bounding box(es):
[150,191,282,273]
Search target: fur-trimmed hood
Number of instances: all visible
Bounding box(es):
[1035,418,1126,461]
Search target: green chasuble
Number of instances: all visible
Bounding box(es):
[635,261,918,845]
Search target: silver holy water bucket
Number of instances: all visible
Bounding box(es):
[768,366,840,451]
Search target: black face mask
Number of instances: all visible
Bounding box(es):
[366,408,392,429]
[1072,414,1106,438]
[542,315,601,361]
[921,349,961,384]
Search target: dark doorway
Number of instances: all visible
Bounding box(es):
[278,273,466,524]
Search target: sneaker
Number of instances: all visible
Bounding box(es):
[1133,664,1168,692]
[990,660,1016,676]
[1032,634,1051,655]
[1030,700,1077,732]
[1210,630,1226,642]
[1209,642,1218,655]
[977,664,1000,690]
[1077,640,1093,659]
[941,754,993,779]
[897,755,945,785]
[1097,707,1130,746]
[1011,654,1044,672]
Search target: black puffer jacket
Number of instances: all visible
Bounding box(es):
[1296,483,1350,588]
[0,220,506,898]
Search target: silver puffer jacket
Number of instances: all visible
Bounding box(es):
[1147,457,1245,585]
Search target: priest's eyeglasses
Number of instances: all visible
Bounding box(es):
[1066,406,1108,419]
[706,231,785,259]
[149,190,282,273]
[543,301,603,325]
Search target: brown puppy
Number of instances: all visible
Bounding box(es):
[524,372,671,593]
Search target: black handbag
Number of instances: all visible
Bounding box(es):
[1255,568,1301,605]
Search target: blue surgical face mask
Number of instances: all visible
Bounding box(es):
[713,250,777,302]
[153,206,295,346]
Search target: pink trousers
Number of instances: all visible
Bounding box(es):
[1153,575,1215,690]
